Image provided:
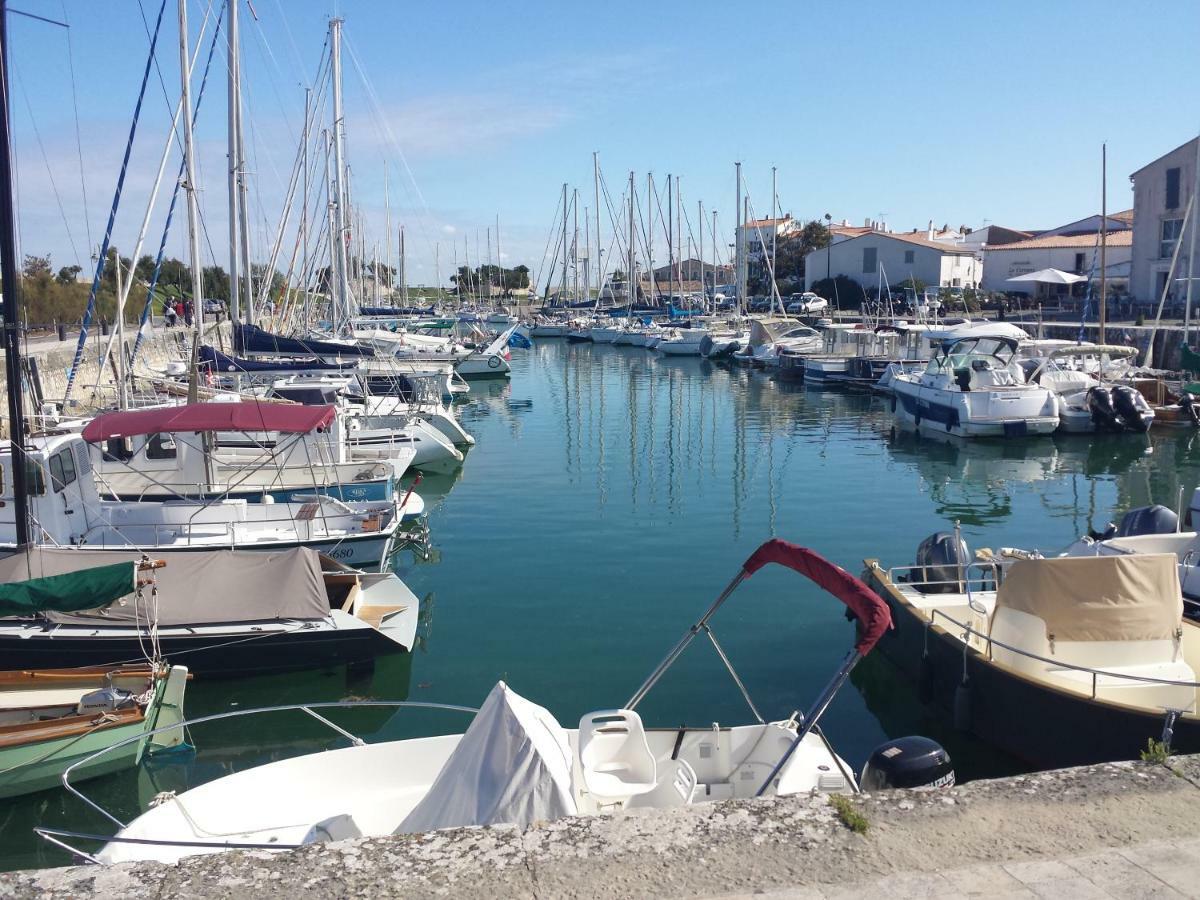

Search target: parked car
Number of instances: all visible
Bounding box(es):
[203,299,226,314]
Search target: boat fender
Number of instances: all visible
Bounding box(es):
[953,678,972,731]
[890,395,897,413]
[859,736,954,791]
[487,355,502,369]
[917,653,934,705]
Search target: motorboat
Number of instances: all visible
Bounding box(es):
[81,541,952,865]
[0,558,188,798]
[656,326,709,356]
[0,546,420,677]
[890,333,1059,438]
[864,527,1200,768]
[699,326,751,359]
[2,431,409,570]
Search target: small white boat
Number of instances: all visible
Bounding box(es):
[87,541,952,864]
[656,327,708,356]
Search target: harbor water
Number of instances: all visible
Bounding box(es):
[6,339,1200,872]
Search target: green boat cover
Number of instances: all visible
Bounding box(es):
[0,562,135,616]
[1180,343,1200,376]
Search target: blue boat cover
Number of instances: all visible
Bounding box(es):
[200,345,356,373]
[235,324,376,358]
[359,305,435,316]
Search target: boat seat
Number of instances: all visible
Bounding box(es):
[577,709,657,804]
[626,758,697,809]
[300,813,362,844]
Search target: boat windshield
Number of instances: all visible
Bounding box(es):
[927,336,1017,374]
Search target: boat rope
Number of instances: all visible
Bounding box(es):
[59,1,93,258]
[129,0,225,373]
[62,0,167,406]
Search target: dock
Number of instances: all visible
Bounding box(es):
[5,751,1200,899]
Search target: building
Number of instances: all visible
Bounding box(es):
[651,259,733,286]
[1130,137,1199,305]
[957,225,1032,255]
[1038,210,1133,238]
[980,231,1132,295]
[803,231,979,293]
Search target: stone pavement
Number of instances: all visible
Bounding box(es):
[4,755,1200,899]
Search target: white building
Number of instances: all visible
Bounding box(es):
[980,231,1132,294]
[1129,136,1199,305]
[803,231,980,293]
[738,216,800,265]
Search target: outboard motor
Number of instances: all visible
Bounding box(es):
[1089,504,1179,541]
[76,687,136,715]
[911,531,970,594]
[953,367,971,392]
[698,335,715,358]
[860,736,954,791]
[1181,392,1200,427]
[1111,385,1153,433]
[1087,386,1123,432]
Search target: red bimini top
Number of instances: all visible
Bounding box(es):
[81,402,336,442]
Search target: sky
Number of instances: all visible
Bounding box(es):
[7,0,1200,290]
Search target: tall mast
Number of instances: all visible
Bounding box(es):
[495,214,502,300]
[560,183,568,302]
[647,173,654,306]
[592,152,601,304]
[178,0,205,397]
[233,0,252,323]
[771,165,778,315]
[667,173,673,303]
[628,171,635,309]
[226,0,241,323]
[735,161,743,313]
[384,161,391,300]
[300,87,311,323]
[400,225,408,305]
[583,206,590,302]
[675,176,682,303]
[1099,144,1107,344]
[572,189,579,303]
[329,18,351,331]
[0,0,28,544]
[698,199,705,307]
[712,209,718,315]
[1185,132,1200,345]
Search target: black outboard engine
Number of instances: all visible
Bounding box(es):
[860,736,954,791]
[698,335,714,358]
[912,532,970,594]
[1111,385,1153,433]
[1089,504,1179,541]
[1181,392,1200,427]
[1087,386,1123,432]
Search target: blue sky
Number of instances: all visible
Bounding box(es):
[7,0,1200,288]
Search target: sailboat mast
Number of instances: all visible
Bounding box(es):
[233,1,252,323]
[592,152,601,305]
[1184,132,1200,345]
[178,0,205,392]
[628,171,636,309]
[771,166,778,316]
[329,18,351,331]
[0,0,27,544]
[226,0,241,323]
[712,210,718,314]
[300,87,311,323]
[735,161,743,314]
[560,183,568,302]
[698,200,704,308]
[384,161,391,300]
[675,176,682,305]
[1099,143,1107,344]
[400,225,408,305]
[572,189,579,303]
[647,173,654,306]
[667,174,673,303]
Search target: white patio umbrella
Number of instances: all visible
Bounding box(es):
[1006,268,1088,285]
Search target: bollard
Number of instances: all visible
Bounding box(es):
[56,323,65,341]
[100,320,109,336]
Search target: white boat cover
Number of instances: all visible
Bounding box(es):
[0,547,330,625]
[926,322,1030,343]
[397,681,576,834]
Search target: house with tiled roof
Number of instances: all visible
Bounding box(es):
[803,230,980,293]
[1130,136,1198,305]
[980,230,1132,294]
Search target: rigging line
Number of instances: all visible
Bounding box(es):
[242,0,299,141]
[12,71,83,266]
[341,33,438,263]
[131,0,226,370]
[6,6,66,27]
[63,0,169,404]
[59,1,92,257]
[269,0,309,86]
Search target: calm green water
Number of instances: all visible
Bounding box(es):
[6,340,1200,871]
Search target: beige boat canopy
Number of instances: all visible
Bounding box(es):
[996,553,1182,642]
[0,547,330,625]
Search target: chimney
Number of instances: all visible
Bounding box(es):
[864,217,871,228]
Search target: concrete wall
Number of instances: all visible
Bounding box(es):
[1131,137,1199,303]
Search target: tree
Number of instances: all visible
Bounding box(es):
[202,265,230,301]
[135,255,156,282]
[809,275,866,309]
[758,220,832,291]
[56,265,81,285]
[23,255,51,279]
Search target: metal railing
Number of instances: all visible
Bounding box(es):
[39,699,479,863]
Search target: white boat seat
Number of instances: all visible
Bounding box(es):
[301,813,362,844]
[578,709,657,804]
[626,758,697,809]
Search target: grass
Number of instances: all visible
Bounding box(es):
[828,794,869,835]
[1141,738,1172,764]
